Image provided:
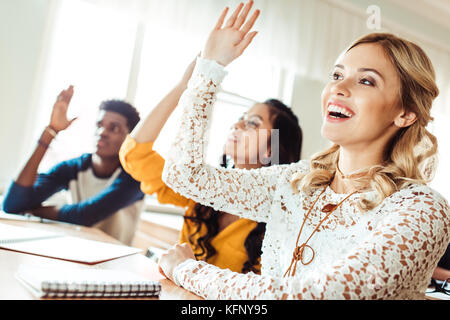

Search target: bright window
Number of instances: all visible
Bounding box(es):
[37,0,286,172]
[35,0,138,171]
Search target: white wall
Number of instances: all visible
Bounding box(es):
[343,0,450,47]
[290,76,331,160]
[287,0,450,160]
[0,0,51,189]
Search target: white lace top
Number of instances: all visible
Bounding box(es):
[162,57,450,300]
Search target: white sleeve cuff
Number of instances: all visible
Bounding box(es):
[188,56,228,88]
[172,258,198,287]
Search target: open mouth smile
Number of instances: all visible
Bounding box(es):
[326,102,355,122]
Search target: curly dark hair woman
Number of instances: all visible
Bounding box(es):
[186,99,303,273]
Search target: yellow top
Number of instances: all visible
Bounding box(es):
[119,135,260,273]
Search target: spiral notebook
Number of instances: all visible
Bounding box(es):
[16,264,161,298]
[0,222,141,264]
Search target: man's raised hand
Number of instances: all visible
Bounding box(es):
[49,85,77,132]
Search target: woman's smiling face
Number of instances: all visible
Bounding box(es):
[320,43,406,151]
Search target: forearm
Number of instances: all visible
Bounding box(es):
[161,58,230,206]
[132,83,187,143]
[28,205,60,221]
[172,197,450,300]
[163,57,227,170]
[432,266,450,281]
[57,178,144,226]
[162,57,286,222]
[15,127,56,187]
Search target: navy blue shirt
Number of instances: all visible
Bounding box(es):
[2,154,144,226]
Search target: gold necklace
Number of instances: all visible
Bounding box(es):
[335,163,368,180]
[283,186,357,277]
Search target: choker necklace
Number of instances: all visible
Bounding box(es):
[335,163,368,180]
[283,186,358,277]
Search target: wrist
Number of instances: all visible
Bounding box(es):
[172,259,197,287]
[46,125,59,136]
[40,125,58,145]
[193,57,228,85]
[200,53,226,67]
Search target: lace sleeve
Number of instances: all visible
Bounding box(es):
[172,189,450,299]
[162,57,301,223]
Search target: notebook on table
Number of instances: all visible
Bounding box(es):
[0,222,141,264]
[16,264,161,298]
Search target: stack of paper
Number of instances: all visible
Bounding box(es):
[0,222,141,264]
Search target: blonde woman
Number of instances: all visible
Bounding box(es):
[158,1,449,299]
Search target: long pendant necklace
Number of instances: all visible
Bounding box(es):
[283,186,358,277]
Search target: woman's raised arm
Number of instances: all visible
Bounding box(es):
[131,56,197,144]
[162,1,303,222]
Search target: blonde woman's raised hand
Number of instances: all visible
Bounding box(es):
[202,1,260,67]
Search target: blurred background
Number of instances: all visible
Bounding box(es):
[0,0,449,202]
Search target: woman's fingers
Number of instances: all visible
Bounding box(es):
[158,265,166,278]
[233,0,254,30]
[204,1,260,66]
[236,31,258,55]
[214,7,229,30]
[158,252,168,278]
[240,8,260,35]
[225,2,244,28]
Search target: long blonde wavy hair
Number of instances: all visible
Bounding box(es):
[291,33,440,211]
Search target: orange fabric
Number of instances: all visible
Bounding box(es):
[119,135,260,273]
